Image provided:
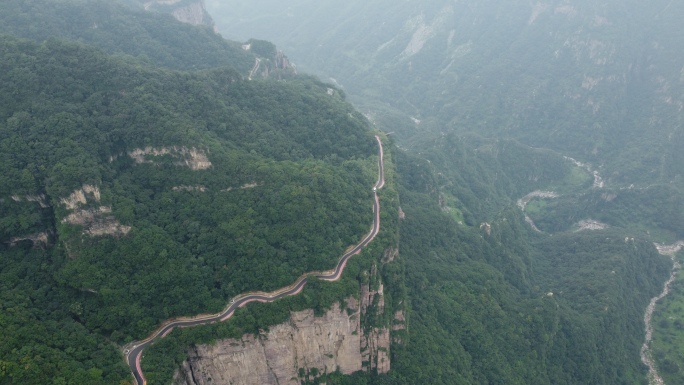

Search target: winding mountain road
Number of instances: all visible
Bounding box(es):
[125,135,385,385]
[248,58,261,80]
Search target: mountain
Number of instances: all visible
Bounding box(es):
[1,1,681,385]
[0,0,296,79]
[0,0,252,72]
[208,0,684,186]
[0,1,386,382]
[205,0,684,383]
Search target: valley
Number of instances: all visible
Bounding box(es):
[207,0,684,383]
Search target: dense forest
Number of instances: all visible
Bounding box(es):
[0,0,255,72]
[1,1,682,384]
[382,146,670,384]
[0,10,378,382]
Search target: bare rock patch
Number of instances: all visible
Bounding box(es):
[60,185,130,237]
[128,146,212,170]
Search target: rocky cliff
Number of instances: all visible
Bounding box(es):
[142,0,215,28]
[173,300,363,385]
[173,271,396,384]
[360,265,391,374]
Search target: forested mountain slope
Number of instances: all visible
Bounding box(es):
[0,29,379,383]
[0,0,254,72]
[392,146,670,384]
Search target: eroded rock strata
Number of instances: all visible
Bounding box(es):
[175,277,394,384]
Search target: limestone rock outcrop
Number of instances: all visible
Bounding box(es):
[7,231,49,248]
[142,0,214,28]
[128,146,212,170]
[60,185,130,237]
[174,300,363,385]
[360,267,391,374]
[174,269,397,385]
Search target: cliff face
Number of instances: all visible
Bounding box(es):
[360,265,391,374]
[143,0,215,28]
[169,1,210,27]
[59,185,130,237]
[173,300,363,385]
[174,271,396,384]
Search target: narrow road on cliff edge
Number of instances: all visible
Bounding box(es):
[124,135,386,385]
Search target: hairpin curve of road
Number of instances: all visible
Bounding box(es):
[124,135,385,385]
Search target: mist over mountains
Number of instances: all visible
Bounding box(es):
[207,1,684,383]
[1,1,683,384]
[209,0,684,185]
